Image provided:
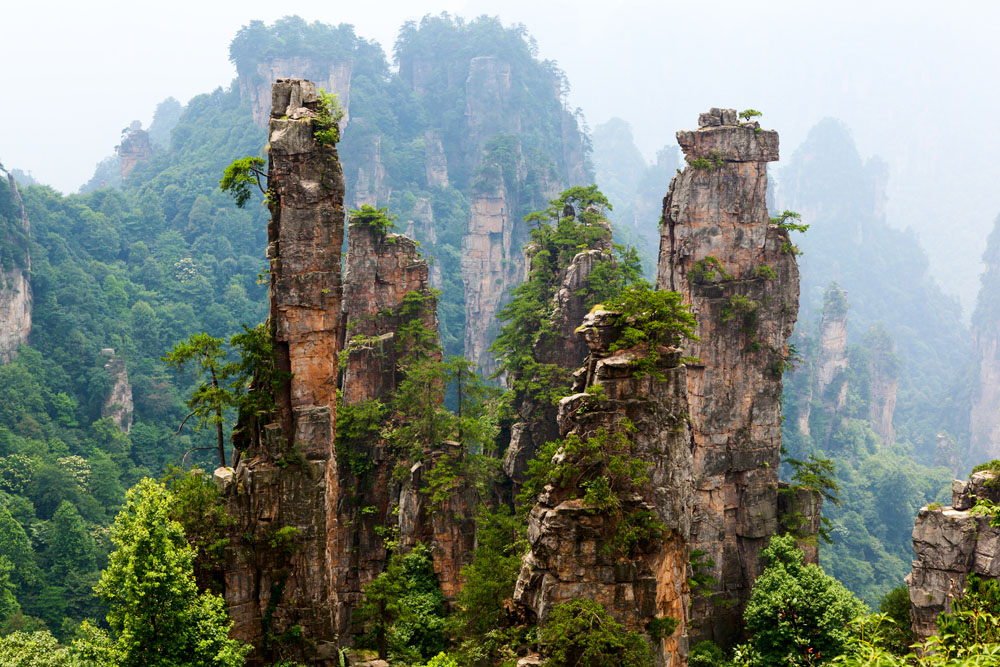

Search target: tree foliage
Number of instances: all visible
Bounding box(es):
[94,478,249,666]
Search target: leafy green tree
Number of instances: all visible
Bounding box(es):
[46,501,96,582]
[0,630,77,666]
[163,333,237,466]
[94,478,250,666]
[539,599,653,667]
[744,534,866,666]
[0,505,41,592]
[219,157,266,209]
[356,543,447,664]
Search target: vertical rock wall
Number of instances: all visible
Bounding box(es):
[0,173,31,364]
[117,121,153,179]
[815,285,849,413]
[906,472,1000,641]
[970,216,1000,462]
[220,79,346,665]
[865,326,899,447]
[514,309,694,667]
[656,108,801,645]
[101,349,134,433]
[339,217,475,606]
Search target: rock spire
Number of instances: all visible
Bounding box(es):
[657,107,803,645]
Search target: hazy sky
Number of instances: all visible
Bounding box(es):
[3,0,999,308]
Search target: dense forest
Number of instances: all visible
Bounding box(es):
[1,12,1000,667]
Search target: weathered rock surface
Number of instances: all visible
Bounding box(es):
[117,121,153,179]
[815,285,848,413]
[0,173,31,364]
[101,349,134,433]
[514,310,694,666]
[221,79,346,665]
[240,57,352,128]
[341,223,437,405]
[657,109,803,645]
[461,179,519,377]
[339,216,475,605]
[906,471,1000,641]
[866,327,898,447]
[970,215,1000,462]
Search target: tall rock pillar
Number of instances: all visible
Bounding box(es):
[0,172,31,363]
[970,215,1000,462]
[514,309,694,667]
[657,108,800,645]
[220,78,346,665]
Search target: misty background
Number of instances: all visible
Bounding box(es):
[3,0,999,310]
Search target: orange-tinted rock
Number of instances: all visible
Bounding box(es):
[117,121,153,179]
[220,78,346,665]
[657,109,803,646]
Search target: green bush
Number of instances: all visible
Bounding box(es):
[539,599,652,667]
[744,534,866,666]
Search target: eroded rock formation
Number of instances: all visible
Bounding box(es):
[339,216,475,604]
[906,471,1000,641]
[514,309,694,666]
[816,284,849,413]
[240,58,352,128]
[865,325,898,447]
[657,108,802,645]
[219,79,346,665]
[117,121,153,179]
[0,173,31,363]
[101,348,134,433]
[970,216,1000,462]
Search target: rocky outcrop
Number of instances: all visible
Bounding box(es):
[657,108,802,646]
[101,349,133,433]
[0,173,31,364]
[240,58,352,128]
[816,284,849,413]
[865,325,898,447]
[339,216,475,607]
[341,222,436,404]
[220,79,346,665]
[117,121,153,179]
[906,471,1000,641]
[514,309,694,666]
[461,179,520,378]
[970,216,1000,462]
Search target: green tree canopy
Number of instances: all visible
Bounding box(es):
[94,478,249,666]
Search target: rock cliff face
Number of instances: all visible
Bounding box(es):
[338,217,475,605]
[0,173,31,364]
[865,326,898,447]
[906,471,1000,641]
[101,349,134,433]
[656,108,801,645]
[240,58,352,128]
[219,79,346,665]
[117,121,153,179]
[970,216,1000,462]
[514,309,694,666]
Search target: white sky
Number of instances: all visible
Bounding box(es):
[3,0,999,307]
